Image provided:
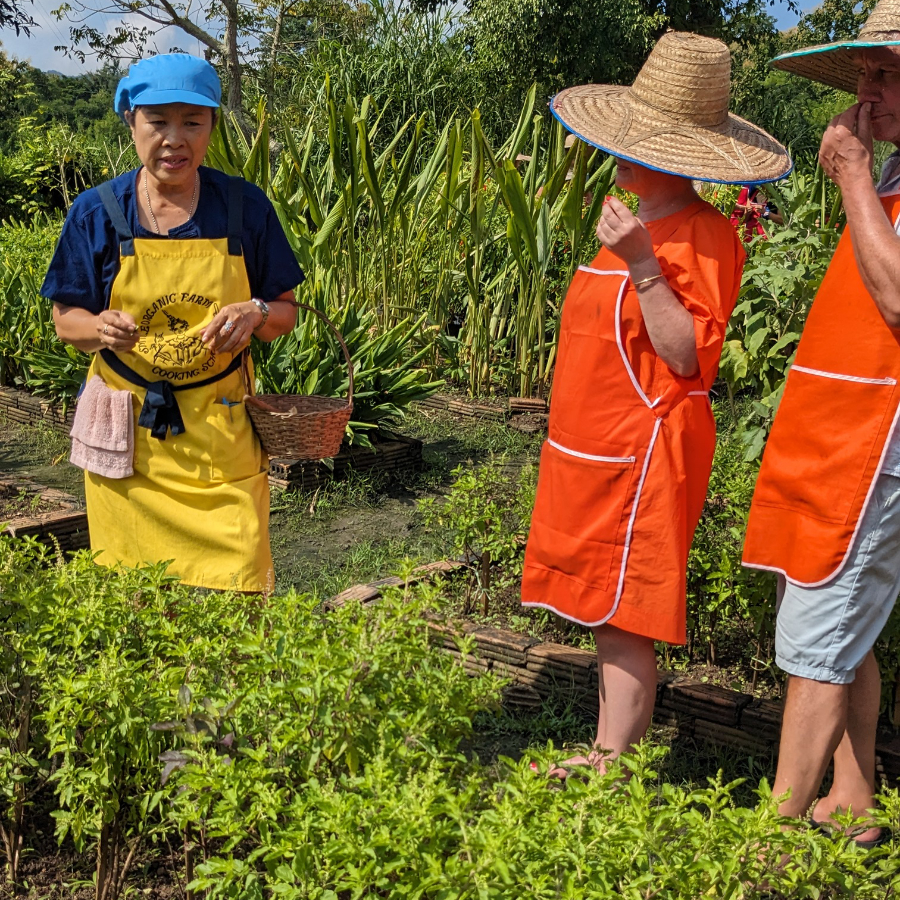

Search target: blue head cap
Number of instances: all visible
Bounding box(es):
[114,54,221,120]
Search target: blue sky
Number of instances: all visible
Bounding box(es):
[0,1,207,74]
[1,0,811,76]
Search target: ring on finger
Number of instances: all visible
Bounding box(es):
[103,324,109,335]
[222,321,236,334]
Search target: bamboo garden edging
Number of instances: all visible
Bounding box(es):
[0,386,424,491]
[0,478,89,554]
[327,568,900,784]
[0,386,74,434]
[268,433,424,491]
[415,393,549,433]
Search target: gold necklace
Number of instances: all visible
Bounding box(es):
[143,169,199,235]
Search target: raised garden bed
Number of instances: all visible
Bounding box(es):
[327,567,900,784]
[0,386,426,494]
[0,385,73,434]
[417,392,549,432]
[269,432,424,491]
[0,478,89,554]
[418,393,508,421]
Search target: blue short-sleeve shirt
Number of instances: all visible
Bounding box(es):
[41,166,303,313]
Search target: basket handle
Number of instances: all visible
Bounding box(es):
[278,300,354,407]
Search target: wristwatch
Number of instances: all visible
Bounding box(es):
[250,298,270,329]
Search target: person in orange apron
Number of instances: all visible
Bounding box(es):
[522,32,790,778]
[743,0,900,848]
[41,54,302,592]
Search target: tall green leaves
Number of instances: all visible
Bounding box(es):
[208,85,616,399]
[0,219,87,407]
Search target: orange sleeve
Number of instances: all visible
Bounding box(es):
[659,206,746,383]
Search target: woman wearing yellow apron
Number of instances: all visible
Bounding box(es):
[42,55,302,592]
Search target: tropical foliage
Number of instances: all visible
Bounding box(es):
[2,537,900,899]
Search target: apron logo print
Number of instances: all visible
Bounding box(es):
[137,294,221,377]
[163,310,189,333]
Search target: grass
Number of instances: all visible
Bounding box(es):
[274,537,437,600]
[267,405,544,597]
[0,414,70,461]
[0,413,83,498]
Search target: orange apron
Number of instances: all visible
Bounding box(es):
[743,193,900,586]
[523,266,716,639]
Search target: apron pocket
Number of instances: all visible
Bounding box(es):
[755,366,896,525]
[527,440,637,593]
[206,375,267,483]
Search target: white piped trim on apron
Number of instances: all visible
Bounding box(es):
[547,439,635,463]
[791,365,896,386]
[612,273,655,410]
[577,266,629,277]
[744,372,900,588]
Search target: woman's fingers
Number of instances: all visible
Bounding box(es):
[200,310,228,344]
[205,315,252,354]
[202,303,262,353]
[216,320,252,355]
[97,310,139,351]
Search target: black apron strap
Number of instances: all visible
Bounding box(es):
[96,182,135,257]
[99,349,244,440]
[227,176,243,257]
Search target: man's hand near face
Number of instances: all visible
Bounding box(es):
[822,89,900,327]
[820,102,875,190]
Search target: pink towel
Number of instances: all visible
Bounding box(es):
[70,375,134,479]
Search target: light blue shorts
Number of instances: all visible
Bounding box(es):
[775,472,900,685]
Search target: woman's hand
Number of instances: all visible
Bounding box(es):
[596,198,656,272]
[97,310,139,352]
[201,302,264,355]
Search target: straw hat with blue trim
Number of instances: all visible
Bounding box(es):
[771,0,900,94]
[551,31,792,186]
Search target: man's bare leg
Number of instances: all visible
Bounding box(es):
[773,675,848,819]
[813,651,882,841]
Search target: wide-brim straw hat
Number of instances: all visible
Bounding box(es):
[551,31,792,185]
[771,0,900,94]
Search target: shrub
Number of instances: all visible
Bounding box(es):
[2,537,900,898]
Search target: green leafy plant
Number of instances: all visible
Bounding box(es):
[1,536,900,898]
[253,302,443,447]
[419,457,535,613]
[719,166,843,460]
[0,221,89,407]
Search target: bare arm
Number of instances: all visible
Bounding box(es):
[53,303,139,354]
[596,199,700,378]
[820,102,900,327]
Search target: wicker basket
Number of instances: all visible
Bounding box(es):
[244,304,354,460]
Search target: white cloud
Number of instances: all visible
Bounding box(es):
[0,0,209,73]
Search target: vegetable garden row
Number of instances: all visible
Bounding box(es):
[2,537,900,900]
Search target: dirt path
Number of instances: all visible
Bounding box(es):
[0,408,542,600]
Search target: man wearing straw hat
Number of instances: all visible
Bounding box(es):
[522,31,790,779]
[743,0,900,849]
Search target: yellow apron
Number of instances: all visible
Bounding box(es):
[83,178,273,592]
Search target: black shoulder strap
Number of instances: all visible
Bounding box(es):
[227,176,243,256]
[96,182,135,257]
